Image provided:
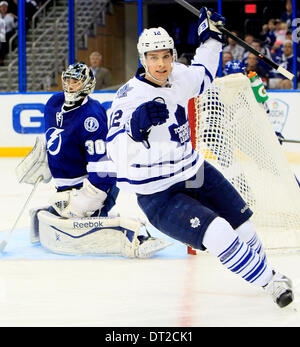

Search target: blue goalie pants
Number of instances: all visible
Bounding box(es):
[136,161,253,251]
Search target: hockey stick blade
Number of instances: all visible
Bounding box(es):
[0,175,43,254]
[174,0,295,80]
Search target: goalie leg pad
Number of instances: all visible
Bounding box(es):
[36,211,141,257]
[29,206,51,244]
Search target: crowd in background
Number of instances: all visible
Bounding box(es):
[0,0,299,89]
[0,0,45,65]
[178,0,300,89]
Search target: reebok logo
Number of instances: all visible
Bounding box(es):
[73,221,103,229]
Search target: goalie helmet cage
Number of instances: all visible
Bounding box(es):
[187,73,300,254]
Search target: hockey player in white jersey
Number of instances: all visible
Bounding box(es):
[106,8,293,307]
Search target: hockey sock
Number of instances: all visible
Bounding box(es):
[235,220,267,262]
[203,217,273,287]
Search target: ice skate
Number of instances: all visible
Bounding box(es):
[135,236,173,258]
[264,272,294,308]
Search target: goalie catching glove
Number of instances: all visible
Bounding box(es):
[50,179,107,218]
[197,7,225,44]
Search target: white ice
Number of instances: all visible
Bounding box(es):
[0,157,300,327]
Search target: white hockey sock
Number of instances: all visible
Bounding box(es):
[203,217,273,287]
[235,220,267,262]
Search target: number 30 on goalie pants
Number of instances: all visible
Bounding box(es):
[137,161,253,251]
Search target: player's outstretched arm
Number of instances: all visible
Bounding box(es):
[186,8,225,97]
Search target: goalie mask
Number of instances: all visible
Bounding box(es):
[137,27,177,82]
[62,62,96,104]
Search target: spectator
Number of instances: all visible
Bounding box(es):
[281,0,300,29]
[244,34,254,46]
[242,39,272,77]
[286,29,300,57]
[0,1,16,63]
[245,53,268,85]
[269,40,299,89]
[8,0,38,29]
[89,51,112,90]
[260,19,276,49]
[223,30,245,61]
[0,1,16,41]
[222,51,233,74]
[274,19,288,43]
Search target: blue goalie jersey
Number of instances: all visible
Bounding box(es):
[44,92,117,194]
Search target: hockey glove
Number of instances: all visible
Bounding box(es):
[197,7,225,44]
[129,100,169,142]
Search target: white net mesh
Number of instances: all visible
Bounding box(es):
[191,73,300,250]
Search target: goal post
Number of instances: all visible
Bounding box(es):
[188,73,300,252]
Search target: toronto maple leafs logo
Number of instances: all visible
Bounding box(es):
[116,83,133,99]
[168,105,190,146]
[190,217,200,228]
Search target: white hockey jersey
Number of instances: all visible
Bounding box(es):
[107,39,222,194]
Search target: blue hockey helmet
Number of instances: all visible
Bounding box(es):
[224,60,246,75]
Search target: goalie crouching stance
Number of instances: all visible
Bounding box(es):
[17,62,171,258]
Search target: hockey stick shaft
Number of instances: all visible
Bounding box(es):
[0,175,43,253]
[281,138,300,144]
[174,0,295,80]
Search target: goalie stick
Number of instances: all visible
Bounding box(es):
[0,175,43,253]
[174,0,295,81]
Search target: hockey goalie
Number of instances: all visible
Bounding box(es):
[15,62,172,258]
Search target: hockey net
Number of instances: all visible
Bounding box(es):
[188,73,300,252]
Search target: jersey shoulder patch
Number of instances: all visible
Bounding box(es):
[83,117,100,132]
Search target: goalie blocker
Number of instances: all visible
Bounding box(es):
[30,208,172,258]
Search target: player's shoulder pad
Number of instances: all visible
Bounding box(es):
[45,91,65,108]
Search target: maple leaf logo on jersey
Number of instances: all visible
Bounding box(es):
[190,217,200,228]
[116,83,133,99]
[168,105,190,145]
